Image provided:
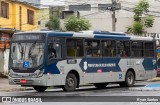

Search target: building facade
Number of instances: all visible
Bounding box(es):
[0,0,40,31]
[65,0,160,33]
[0,0,39,74]
[14,0,65,30]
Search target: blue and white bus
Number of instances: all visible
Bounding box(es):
[8,31,157,92]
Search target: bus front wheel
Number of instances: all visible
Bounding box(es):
[62,73,77,92]
[94,83,108,88]
[120,71,135,87]
[33,86,47,92]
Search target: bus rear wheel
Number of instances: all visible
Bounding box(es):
[119,71,135,87]
[94,83,108,88]
[62,73,77,92]
[33,86,47,92]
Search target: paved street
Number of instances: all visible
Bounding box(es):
[1,78,160,105]
[0,79,33,92]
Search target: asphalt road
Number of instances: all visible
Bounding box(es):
[1,81,160,105]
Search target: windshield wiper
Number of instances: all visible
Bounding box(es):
[28,41,36,58]
[18,43,24,60]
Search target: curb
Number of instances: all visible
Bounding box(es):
[147,77,160,82]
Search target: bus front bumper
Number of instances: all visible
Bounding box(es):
[8,75,47,86]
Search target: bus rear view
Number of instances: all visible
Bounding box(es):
[8,32,47,92]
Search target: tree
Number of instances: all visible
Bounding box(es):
[64,16,91,32]
[126,0,154,35]
[45,17,60,30]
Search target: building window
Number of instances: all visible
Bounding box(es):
[69,4,91,11]
[27,9,34,25]
[1,1,9,18]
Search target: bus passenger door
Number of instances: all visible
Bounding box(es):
[46,39,64,86]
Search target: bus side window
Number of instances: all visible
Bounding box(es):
[85,39,100,57]
[66,38,84,57]
[55,43,62,58]
[48,43,56,60]
[102,40,116,57]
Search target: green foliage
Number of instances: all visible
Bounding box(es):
[127,22,144,35]
[132,22,144,34]
[144,16,154,28]
[45,17,60,30]
[64,16,91,32]
[127,0,154,35]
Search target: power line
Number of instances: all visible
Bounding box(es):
[121,6,160,17]
[81,11,106,17]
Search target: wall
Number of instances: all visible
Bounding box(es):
[36,8,50,30]
[3,49,9,74]
[0,50,4,73]
[0,0,13,29]
[12,2,38,31]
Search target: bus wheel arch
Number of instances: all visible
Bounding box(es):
[120,68,135,87]
[62,70,80,91]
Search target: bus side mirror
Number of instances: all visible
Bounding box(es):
[13,46,15,52]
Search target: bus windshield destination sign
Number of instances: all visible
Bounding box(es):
[12,34,45,41]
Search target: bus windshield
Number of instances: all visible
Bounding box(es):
[10,42,45,69]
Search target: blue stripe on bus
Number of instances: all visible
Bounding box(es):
[45,62,60,74]
[93,31,126,36]
[94,35,130,40]
[143,58,155,70]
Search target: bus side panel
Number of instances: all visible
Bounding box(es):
[56,59,86,85]
[46,74,67,86]
[45,58,157,86]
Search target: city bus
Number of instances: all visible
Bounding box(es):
[8,31,157,92]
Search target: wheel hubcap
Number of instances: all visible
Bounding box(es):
[67,78,74,87]
[128,74,133,84]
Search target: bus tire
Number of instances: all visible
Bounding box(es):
[62,73,77,92]
[120,71,135,87]
[33,86,47,92]
[94,83,108,88]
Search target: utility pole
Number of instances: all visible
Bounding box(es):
[100,1,120,31]
[111,0,117,31]
[112,11,116,31]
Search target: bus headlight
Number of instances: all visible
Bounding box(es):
[8,69,15,77]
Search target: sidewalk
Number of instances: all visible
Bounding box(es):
[0,78,33,92]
